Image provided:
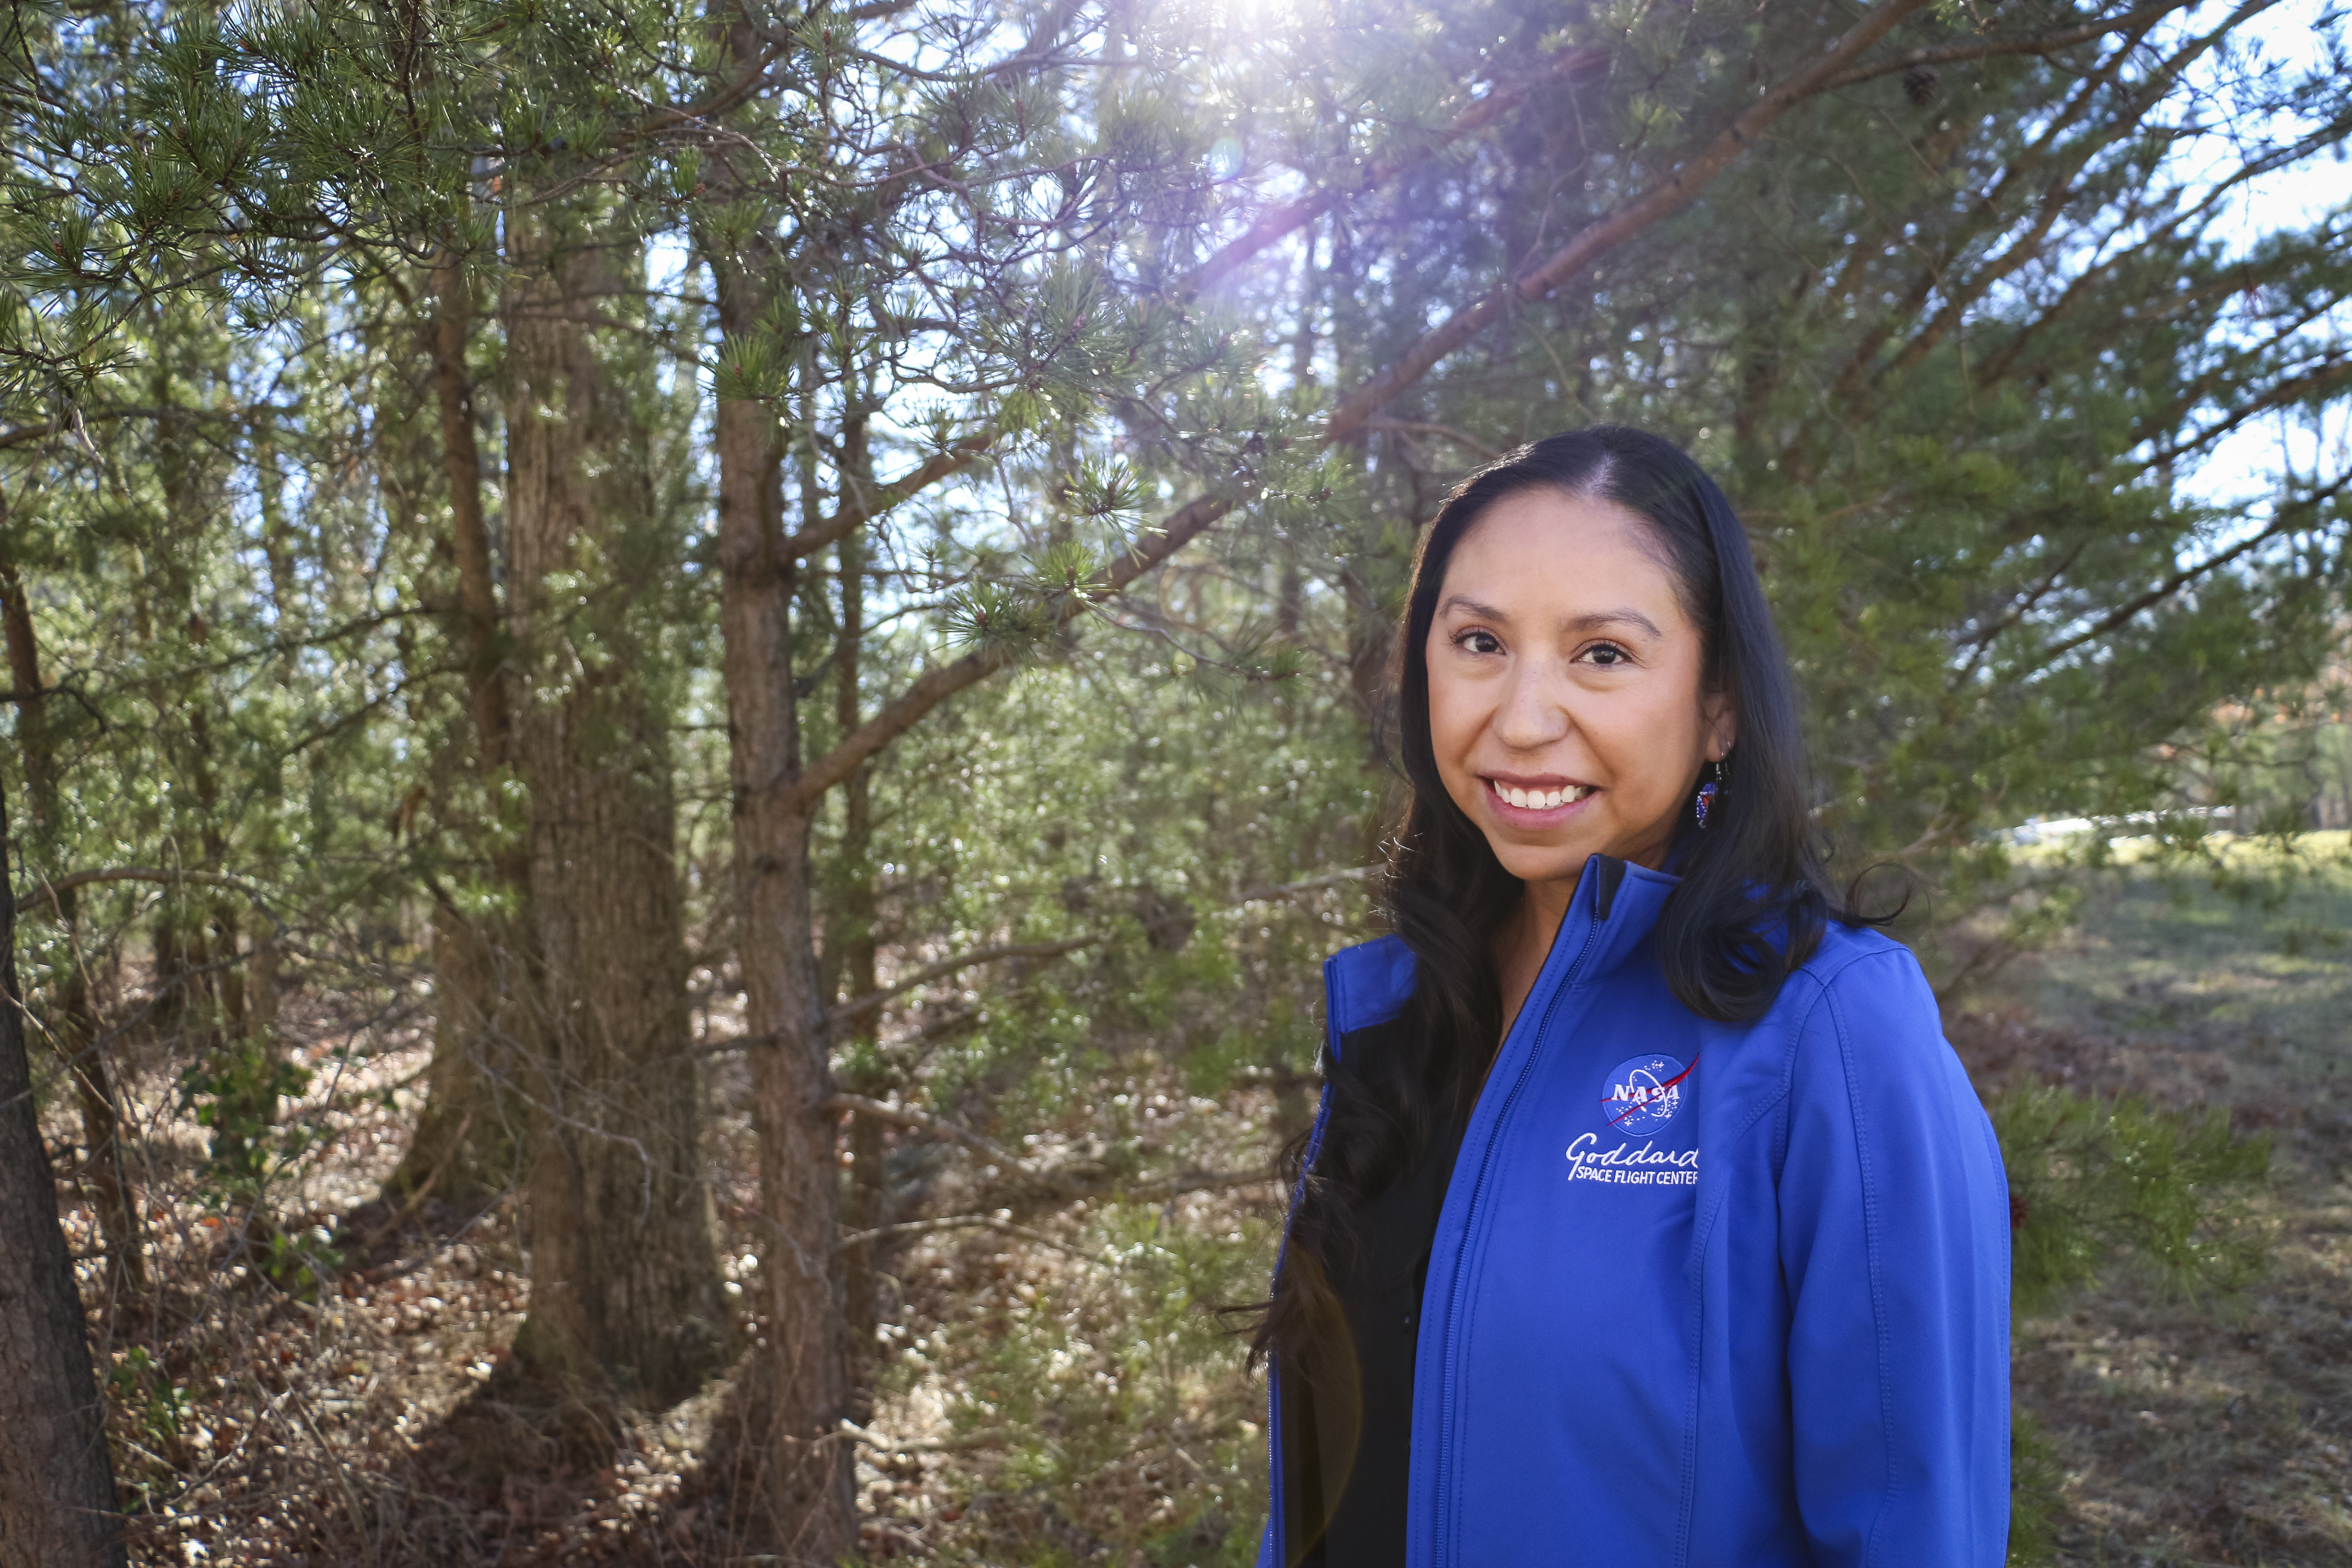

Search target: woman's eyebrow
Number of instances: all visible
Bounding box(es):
[1437,594,1512,621]
[1436,598,1664,640]
[1567,608,1664,639]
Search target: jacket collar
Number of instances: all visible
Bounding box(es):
[1324,856,1680,1048]
[1570,854,1678,988]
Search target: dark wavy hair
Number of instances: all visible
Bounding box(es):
[1250,426,1863,1370]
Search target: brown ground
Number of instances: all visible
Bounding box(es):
[1951,842,2352,1566]
[1957,1006,2352,1567]
[55,845,2352,1565]
[57,978,1280,1566]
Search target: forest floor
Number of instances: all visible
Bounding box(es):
[63,951,1289,1566]
[1953,835,2352,1568]
[52,837,2352,1566]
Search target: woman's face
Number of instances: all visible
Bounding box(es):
[1424,487,1732,890]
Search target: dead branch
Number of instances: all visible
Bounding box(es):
[822,1090,1034,1173]
[836,1212,1083,1256]
[827,936,1105,1026]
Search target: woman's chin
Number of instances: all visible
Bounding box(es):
[1485,841,1604,887]
[1482,822,1678,885]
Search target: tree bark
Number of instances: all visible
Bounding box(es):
[0,780,129,1568]
[383,244,524,1211]
[385,900,521,1209]
[833,526,891,1423]
[709,248,857,1559]
[434,242,512,773]
[0,556,145,1308]
[501,203,728,1411]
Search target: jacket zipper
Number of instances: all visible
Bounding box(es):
[1428,894,1605,1566]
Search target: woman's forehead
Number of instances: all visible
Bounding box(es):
[1440,490,1687,629]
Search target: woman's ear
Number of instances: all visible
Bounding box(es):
[1704,690,1737,763]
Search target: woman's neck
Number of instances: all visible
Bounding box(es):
[1495,873,1577,1040]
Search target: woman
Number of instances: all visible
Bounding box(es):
[1253,429,2010,1567]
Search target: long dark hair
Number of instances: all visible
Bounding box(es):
[1252,426,1859,1370]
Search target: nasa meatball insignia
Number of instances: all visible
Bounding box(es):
[1565,1054,1700,1186]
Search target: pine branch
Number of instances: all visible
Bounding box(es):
[1181,45,1610,300]
[1871,0,2270,391]
[1815,0,2207,91]
[2030,468,2352,672]
[790,0,1936,814]
[786,492,1235,812]
[778,426,1001,563]
[1320,0,1938,447]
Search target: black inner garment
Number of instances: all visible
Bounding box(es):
[1279,1018,1476,1568]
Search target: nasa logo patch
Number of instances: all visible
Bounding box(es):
[1601,1054,1692,1135]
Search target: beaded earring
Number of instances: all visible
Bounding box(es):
[1694,757,1725,829]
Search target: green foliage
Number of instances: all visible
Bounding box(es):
[886,1202,1272,1567]
[2006,1406,2064,1568]
[106,1347,193,1470]
[1995,1087,2273,1317]
[178,1041,313,1194]
[1250,0,2352,946]
[253,1223,343,1302]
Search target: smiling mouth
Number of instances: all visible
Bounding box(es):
[1485,778,1599,815]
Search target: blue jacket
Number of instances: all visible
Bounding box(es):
[1258,858,2012,1567]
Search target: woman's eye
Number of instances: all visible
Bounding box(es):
[1457,631,1503,655]
[1584,642,1630,666]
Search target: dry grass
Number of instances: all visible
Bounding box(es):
[1955,839,2352,1567]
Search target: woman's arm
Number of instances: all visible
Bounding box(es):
[1779,945,2013,1568]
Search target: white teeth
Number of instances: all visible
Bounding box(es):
[1494,781,1599,809]
[1496,780,1608,808]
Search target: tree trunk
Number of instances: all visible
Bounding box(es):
[0,780,129,1568]
[146,919,189,1044]
[501,202,727,1412]
[434,241,513,774]
[0,557,146,1308]
[202,900,276,1190]
[834,528,889,1422]
[710,251,856,1560]
[384,901,519,1209]
[383,243,524,1211]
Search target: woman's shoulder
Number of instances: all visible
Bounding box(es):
[1770,922,1961,1086]
[1788,917,1924,994]
[1745,918,1939,1043]
[1323,934,1417,1054]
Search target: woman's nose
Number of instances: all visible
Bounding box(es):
[1491,662,1572,751]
